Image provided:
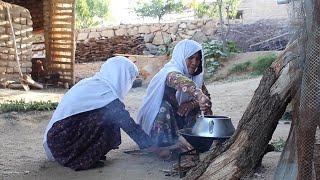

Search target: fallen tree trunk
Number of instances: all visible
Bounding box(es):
[185,40,302,180]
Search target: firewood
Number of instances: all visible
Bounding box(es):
[20,74,43,89]
[75,35,146,63]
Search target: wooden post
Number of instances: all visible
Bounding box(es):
[5,4,30,91]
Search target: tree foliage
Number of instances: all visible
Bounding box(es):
[191,0,240,19]
[76,0,110,28]
[134,0,185,22]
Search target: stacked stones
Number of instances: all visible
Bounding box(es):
[0,2,33,77]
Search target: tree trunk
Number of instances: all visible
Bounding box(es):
[273,90,300,179]
[184,40,301,180]
[218,0,227,52]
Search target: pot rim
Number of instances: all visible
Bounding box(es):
[197,115,231,120]
[178,128,232,139]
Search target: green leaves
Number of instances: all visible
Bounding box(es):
[202,40,239,78]
[202,40,226,78]
[193,1,218,18]
[134,0,185,22]
[203,40,227,59]
[192,0,240,19]
[0,100,58,113]
[76,0,110,28]
[271,138,285,152]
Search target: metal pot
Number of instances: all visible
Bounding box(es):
[191,115,235,138]
[178,128,215,153]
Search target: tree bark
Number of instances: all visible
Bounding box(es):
[184,40,302,180]
[273,90,300,179]
[218,0,227,52]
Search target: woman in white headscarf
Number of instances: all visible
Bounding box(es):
[137,40,212,149]
[43,56,157,171]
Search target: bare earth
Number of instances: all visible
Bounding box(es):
[0,76,290,180]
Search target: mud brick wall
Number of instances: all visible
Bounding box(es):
[0,3,33,76]
[2,0,43,30]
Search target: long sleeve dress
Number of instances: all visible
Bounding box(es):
[47,99,153,171]
[150,71,211,147]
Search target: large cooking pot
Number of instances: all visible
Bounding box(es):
[178,128,229,153]
[192,115,235,138]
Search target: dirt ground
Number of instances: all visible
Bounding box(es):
[0,51,291,179]
[0,76,290,180]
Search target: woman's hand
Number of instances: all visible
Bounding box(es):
[196,91,211,112]
[201,98,212,115]
[177,102,194,117]
[203,106,213,115]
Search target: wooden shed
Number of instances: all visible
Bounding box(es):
[0,0,76,87]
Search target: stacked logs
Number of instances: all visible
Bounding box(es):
[75,36,146,63]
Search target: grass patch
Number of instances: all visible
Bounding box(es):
[228,53,277,75]
[251,53,277,75]
[271,138,286,152]
[0,99,58,113]
[229,61,252,74]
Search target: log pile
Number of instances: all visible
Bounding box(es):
[75,36,146,63]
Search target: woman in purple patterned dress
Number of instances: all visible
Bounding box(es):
[138,40,213,149]
[43,57,158,171]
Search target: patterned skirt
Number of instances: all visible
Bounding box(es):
[47,107,121,171]
[150,100,198,147]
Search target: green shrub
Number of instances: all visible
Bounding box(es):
[201,40,240,79]
[202,40,231,78]
[271,138,286,152]
[205,58,220,79]
[202,40,227,59]
[251,53,277,75]
[0,99,58,113]
[227,41,239,53]
[229,61,251,74]
[158,46,173,56]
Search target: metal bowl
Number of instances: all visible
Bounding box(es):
[192,115,235,138]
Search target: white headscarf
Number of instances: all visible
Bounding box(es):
[43,56,138,160]
[137,39,204,135]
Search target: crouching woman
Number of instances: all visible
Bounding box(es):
[43,56,157,171]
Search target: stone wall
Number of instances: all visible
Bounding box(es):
[0,3,33,77]
[76,19,218,55]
